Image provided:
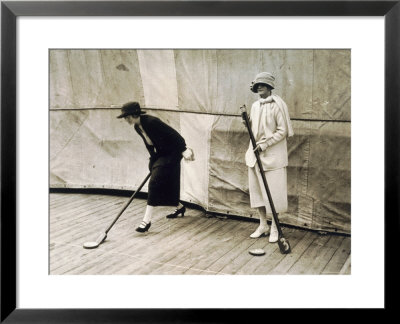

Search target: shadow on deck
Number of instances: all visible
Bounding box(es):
[49,192,351,275]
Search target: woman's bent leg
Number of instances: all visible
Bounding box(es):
[142,205,154,223]
[136,204,153,233]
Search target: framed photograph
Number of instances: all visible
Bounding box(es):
[2,0,398,322]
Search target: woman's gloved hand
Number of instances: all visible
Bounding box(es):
[182,147,195,161]
[253,144,262,153]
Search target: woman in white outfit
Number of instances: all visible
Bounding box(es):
[245,72,294,242]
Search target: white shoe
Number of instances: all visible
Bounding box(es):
[250,226,270,238]
[269,226,279,243]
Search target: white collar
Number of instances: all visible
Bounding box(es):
[259,97,273,104]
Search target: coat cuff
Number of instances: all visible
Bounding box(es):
[259,142,268,151]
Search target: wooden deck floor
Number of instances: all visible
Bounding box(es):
[49,192,351,275]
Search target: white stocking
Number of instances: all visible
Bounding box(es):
[142,205,154,223]
[270,213,278,231]
[257,207,268,228]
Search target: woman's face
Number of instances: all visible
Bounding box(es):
[125,115,140,125]
[257,84,270,98]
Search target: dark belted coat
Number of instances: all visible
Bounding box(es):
[134,115,186,207]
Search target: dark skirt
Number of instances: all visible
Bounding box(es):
[147,153,182,207]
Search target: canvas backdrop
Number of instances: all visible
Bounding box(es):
[50,49,351,234]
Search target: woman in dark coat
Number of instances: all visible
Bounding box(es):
[117,102,194,232]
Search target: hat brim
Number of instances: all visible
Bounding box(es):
[251,82,274,93]
[117,111,146,119]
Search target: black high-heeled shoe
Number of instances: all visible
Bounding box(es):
[135,221,151,233]
[166,205,186,219]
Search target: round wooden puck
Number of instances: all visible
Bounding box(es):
[249,248,266,256]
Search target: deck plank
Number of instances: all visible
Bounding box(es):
[184,221,256,275]
[308,235,346,274]
[49,243,76,271]
[50,194,124,226]
[163,219,243,275]
[52,244,114,275]
[50,192,83,206]
[254,228,310,275]
[203,224,266,274]
[339,254,351,275]
[49,193,351,275]
[237,228,306,275]
[50,198,124,238]
[110,209,205,254]
[130,216,228,275]
[49,193,75,206]
[50,193,106,215]
[215,237,265,275]
[286,234,331,274]
[321,236,351,274]
[51,199,147,244]
[83,210,208,275]
[87,213,206,275]
[268,231,316,274]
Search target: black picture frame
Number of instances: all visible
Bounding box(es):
[1,0,399,322]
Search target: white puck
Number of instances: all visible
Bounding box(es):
[249,248,266,256]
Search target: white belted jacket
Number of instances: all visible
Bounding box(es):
[245,95,294,171]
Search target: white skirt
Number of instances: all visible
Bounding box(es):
[248,166,288,213]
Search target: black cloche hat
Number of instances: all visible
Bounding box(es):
[117,101,146,118]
